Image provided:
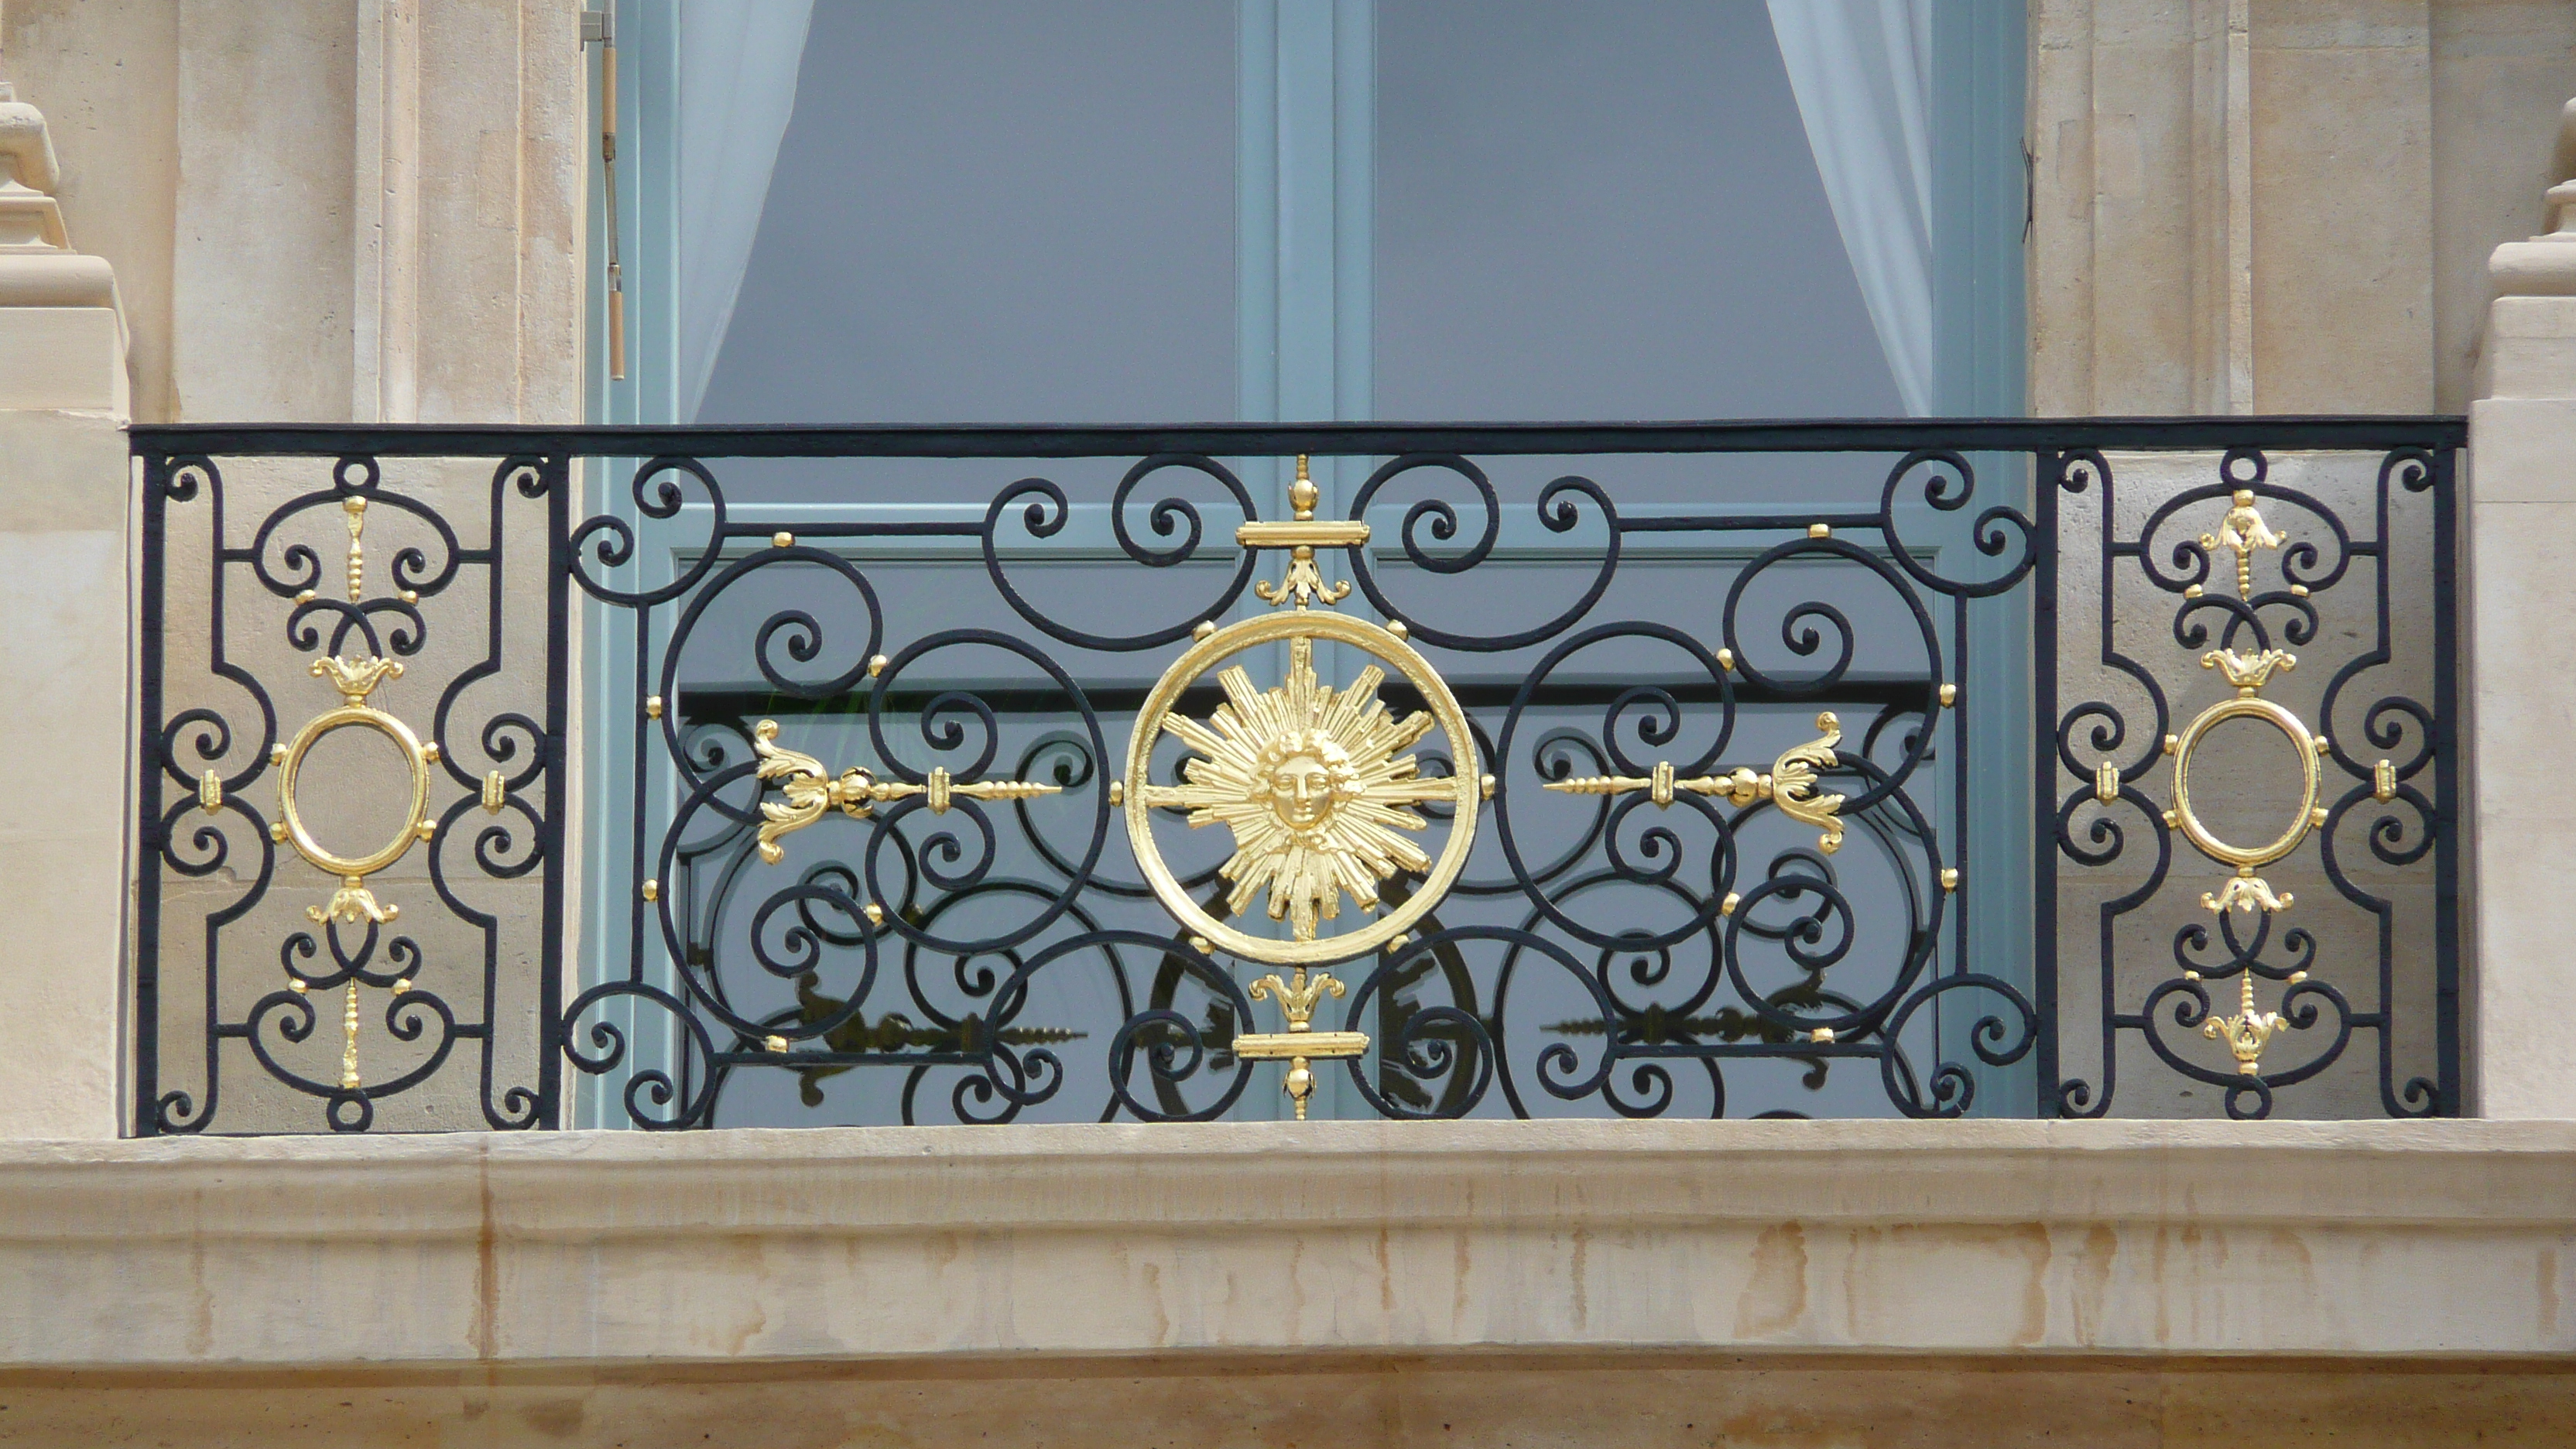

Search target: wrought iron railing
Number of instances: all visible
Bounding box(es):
[128,419,2463,1132]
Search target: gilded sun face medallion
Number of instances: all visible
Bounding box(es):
[1153,634,1447,939]
[1123,609,1481,966]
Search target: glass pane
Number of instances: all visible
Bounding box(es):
[699,1,1235,442]
[1376,0,1897,504]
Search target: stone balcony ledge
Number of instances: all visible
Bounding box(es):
[2,1118,2570,1369]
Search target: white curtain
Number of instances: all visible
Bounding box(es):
[678,0,818,420]
[1766,0,1935,416]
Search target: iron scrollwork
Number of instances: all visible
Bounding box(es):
[129,419,2461,1132]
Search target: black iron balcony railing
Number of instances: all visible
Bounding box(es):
[128,418,2464,1132]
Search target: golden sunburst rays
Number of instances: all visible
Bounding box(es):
[1139,635,1458,940]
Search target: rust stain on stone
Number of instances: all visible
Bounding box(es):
[1376,1226,1395,1314]
[1451,1231,1471,1332]
[1287,1235,1306,1335]
[1141,1261,1169,1347]
[474,1141,498,1361]
[1839,1224,1882,1341]
[2072,1222,2119,1341]
[2152,1222,2172,1346]
[2270,1226,2315,1294]
[2011,1222,2052,1346]
[519,1396,585,1438]
[2540,1246,2561,1338]
[185,1233,214,1358]
[1735,1221,1808,1338]
[1570,1225,1590,1331]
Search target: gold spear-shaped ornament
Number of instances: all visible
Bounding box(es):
[746,718,1062,865]
[1543,711,1846,855]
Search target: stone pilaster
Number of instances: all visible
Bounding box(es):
[2468,97,2576,1118]
[0,80,128,1138]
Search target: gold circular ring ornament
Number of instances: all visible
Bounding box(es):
[2168,694,2321,870]
[274,656,440,882]
[1123,609,1480,966]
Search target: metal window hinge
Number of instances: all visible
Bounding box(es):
[581,9,613,46]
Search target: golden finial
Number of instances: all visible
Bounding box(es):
[2202,970,2289,1075]
[747,719,1062,865]
[342,495,367,602]
[1542,712,1845,855]
[340,981,363,1090]
[1237,454,1366,608]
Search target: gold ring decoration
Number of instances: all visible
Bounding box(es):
[2170,696,2318,869]
[1125,607,1481,967]
[270,654,441,927]
[2160,646,2329,918]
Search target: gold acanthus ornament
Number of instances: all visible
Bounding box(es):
[747,718,1061,865]
[1242,454,1368,608]
[1541,712,1847,855]
[2199,488,2287,600]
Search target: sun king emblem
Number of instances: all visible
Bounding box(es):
[1141,635,1457,941]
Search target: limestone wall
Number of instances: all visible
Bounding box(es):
[0,0,584,426]
[2030,0,2576,415]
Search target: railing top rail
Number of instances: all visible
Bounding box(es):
[128,415,2468,458]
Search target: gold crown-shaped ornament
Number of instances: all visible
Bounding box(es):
[2200,647,2295,694]
[311,653,405,703]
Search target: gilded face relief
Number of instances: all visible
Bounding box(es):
[1262,740,1349,833]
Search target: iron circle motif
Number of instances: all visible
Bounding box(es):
[1123,608,1481,967]
[2167,694,2321,870]
[276,701,437,879]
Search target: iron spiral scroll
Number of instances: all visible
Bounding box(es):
[128,420,2461,1131]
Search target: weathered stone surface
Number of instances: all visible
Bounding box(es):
[0,1120,2568,1370]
